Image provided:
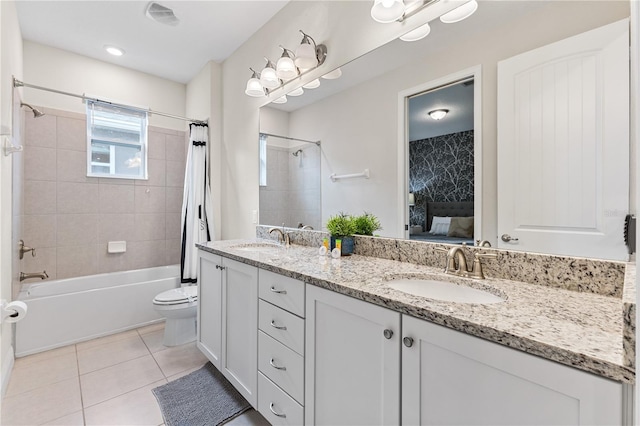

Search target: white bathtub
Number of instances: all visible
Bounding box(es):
[15,265,180,357]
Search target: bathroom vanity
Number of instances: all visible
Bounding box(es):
[196,231,635,425]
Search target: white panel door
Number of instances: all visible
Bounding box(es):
[402,316,625,425]
[305,285,401,426]
[196,251,222,369]
[497,19,629,260]
[221,258,258,407]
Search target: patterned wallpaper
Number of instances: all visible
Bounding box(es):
[409,130,474,228]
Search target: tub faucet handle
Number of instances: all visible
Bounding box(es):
[19,240,36,259]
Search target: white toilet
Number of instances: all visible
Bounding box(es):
[153,285,198,347]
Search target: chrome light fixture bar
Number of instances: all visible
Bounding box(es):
[244,30,328,98]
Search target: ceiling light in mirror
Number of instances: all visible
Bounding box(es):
[400,22,431,42]
[440,0,478,23]
[245,68,265,97]
[260,59,280,89]
[289,87,304,97]
[371,0,405,23]
[429,109,449,120]
[104,45,125,56]
[303,79,321,89]
[272,95,287,104]
[322,68,342,80]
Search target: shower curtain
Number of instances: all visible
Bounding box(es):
[180,123,214,283]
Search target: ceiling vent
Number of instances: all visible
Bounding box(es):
[145,2,180,27]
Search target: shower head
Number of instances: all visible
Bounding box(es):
[21,103,45,118]
[292,149,303,157]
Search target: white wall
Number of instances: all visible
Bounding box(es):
[0,0,23,396]
[259,107,290,148]
[22,41,187,131]
[224,1,629,239]
[186,60,222,240]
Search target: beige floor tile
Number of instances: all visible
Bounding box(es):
[80,355,164,408]
[14,344,76,367]
[1,377,82,425]
[226,409,270,426]
[6,352,78,397]
[136,322,165,336]
[41,410,85,425]
[84,380,166,426]
[152,342,208,378]
[76,329,139,351]
[140,330,167,354]
[77,335,150,374]
[165,365,203,382]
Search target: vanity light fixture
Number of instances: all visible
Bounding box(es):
[245,68,265,97]
[288,87,305,97]
[104,45,125,56]
[440,0,478,23]
[370,0,478,42]
[244,30,328,98]
[272,95,288,104]
[429,109,449,120]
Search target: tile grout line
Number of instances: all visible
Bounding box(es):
[74,343,88,426]
[139,328,171,381]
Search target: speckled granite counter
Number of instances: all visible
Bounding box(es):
[197,239,635,384]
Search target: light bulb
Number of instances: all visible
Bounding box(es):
[260,60,280,89]
[428,109,448,120]
[371,0,405,23]
[295,40,318,69]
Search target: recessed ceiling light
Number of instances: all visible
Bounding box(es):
[104,45,125,57]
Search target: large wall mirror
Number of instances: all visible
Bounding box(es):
[258,1,631,261]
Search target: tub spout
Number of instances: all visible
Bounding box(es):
[20,271,48,282]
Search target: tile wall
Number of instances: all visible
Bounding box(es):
[19,106,187,288]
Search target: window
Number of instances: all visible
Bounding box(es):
[86,100,148,179]
[259,134,267,186]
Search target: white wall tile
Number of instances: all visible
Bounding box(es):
[56,214,97,247]
[97,213,135,243]
[56,116,86,151]
[25,146,57,181]
[56,244,98,279]
[57,182,99,214]
[148,131,166,160]
[134,186,166,213]
[98,184,135,214]
[134,213,166,241]
[24,180,56,215]
[25,114,56,148]
[23,215,57,248]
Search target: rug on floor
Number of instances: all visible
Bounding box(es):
[153,362,251,426]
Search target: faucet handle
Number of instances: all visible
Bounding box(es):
[470,252,497,279]
[434,247,448,254]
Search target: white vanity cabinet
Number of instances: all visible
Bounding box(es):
[305,285,401,426]
[257,270,306,425]
[196,251,258,407]
[401,315,628,425]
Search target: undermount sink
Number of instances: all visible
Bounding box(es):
[231,243,284,253]
[387,278,505,304]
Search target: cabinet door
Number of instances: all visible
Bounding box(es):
[306,285,401,426]
[221,258,258,407]
[402,315,626,425]
[196,251,222,369]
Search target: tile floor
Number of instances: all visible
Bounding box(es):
[1,323,269,426]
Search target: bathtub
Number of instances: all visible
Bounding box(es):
[15,265,180,357]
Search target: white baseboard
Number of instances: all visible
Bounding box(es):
[1,345,15,398]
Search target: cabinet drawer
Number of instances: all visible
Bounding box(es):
[258,372,304,426]
[259,269,305,317]
[258,331,304,404]
[259,300,304,355]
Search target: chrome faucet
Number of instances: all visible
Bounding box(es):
[268,227,291,247]
[476,240,492,248]
[20,271,48,282]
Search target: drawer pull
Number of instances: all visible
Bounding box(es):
[270,286,287,294]
[269,402,287,418]
[270,358,287,371]
[270,320,287,330]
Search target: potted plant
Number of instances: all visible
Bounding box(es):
[325,212,356,255]
[353,212,382,236]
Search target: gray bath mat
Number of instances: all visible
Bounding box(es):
[153,362,251,426]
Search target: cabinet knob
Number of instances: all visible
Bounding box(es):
[215,264,225,270]
[270,358,287,371]
[403,337,414,347]
[269,403,287,418]
[383,329,393,339]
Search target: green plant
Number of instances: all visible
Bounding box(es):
[326,212,356,237]
[352,212,382,236]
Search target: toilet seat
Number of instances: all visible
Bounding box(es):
[153,286,198,306]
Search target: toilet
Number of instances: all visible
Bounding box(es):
[153,285,198,347]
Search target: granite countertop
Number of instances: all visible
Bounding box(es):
[197,239,634,384]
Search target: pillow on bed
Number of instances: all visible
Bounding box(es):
[447,217,474,238]
[429,216,451,235]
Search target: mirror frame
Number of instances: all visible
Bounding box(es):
[397,65,483,242]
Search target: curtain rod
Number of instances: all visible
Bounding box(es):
[260,132,320,146]
[13,77,208,125]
